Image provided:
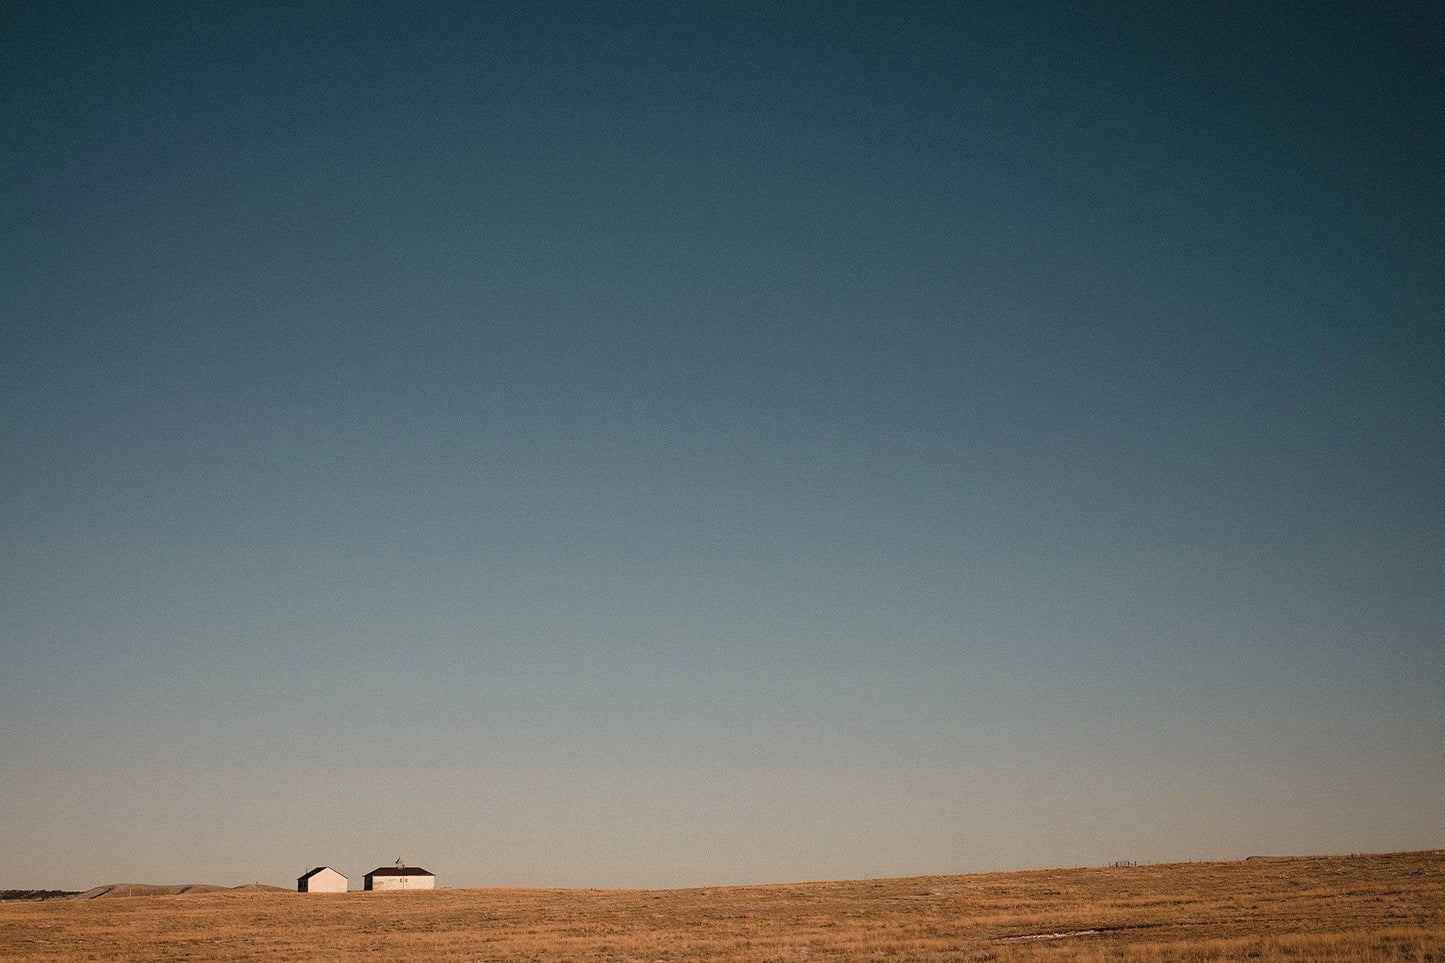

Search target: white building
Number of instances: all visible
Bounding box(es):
[364,859,435,890]
[297,867,348,893]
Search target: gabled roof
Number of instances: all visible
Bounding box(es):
[365,866,434,876]
[299,867,347,880]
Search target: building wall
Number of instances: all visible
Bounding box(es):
[299,868,347,893]
[365,873,436,890]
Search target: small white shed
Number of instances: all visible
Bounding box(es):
[298,866,348,893]
[364,859,435,890]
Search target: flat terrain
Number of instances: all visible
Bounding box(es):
[1,851,1440,961]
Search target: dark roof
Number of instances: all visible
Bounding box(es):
[365,866,434,877]
[298,867,346,880]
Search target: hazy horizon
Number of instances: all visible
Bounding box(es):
[23,847,1445,894]
[3,2,1441,891]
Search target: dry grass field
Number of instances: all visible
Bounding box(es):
[1,850,1440,961]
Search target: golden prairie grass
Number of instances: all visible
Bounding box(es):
[0,850,1440,961]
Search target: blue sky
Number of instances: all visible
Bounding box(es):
[2,2,1441,889]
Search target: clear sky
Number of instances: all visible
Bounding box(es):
[2,2,1441,890]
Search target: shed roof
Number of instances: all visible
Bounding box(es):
[299,867,347,880]
[366,866,434,877]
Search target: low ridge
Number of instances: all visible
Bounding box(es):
[71,883,289,899]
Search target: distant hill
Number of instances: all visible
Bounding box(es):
[72,883,290,899]
[0,890,80,901]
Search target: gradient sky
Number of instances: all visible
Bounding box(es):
[2,2,1442,890]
